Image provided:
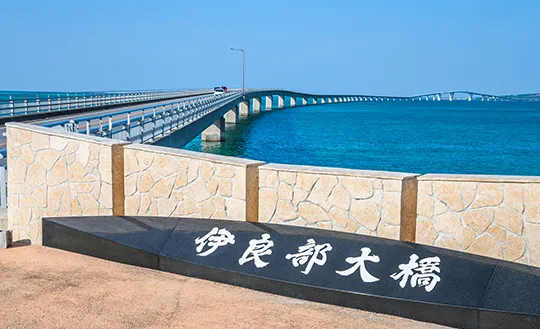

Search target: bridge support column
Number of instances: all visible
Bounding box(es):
[321,98,326,104]
[290,97,296,107]
[468,93,473,101]
[224,105,239,124]
[313,98,318,104]
[253,97,261,113]
[240,100,250,116]
[278,95,284,108]
[449,93,454,102]
[265,96,273,110]
[437,94,441,101]
[202,117,225,142]
[302,98,307,106]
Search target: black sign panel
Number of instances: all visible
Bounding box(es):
[43,216,540,329]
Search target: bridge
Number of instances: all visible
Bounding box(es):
[0,88,529,159]
[408,90,521,102]
[0,87,533,208]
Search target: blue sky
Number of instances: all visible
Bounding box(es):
[1,0,539,95]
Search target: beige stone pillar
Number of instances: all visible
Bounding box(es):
[224,105,239,124]
[202,117,225,141]
[252,97,261,113]
[6,122,129,244]
[239,100,250,116]
[265,96,273,110]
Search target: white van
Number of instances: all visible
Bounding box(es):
[214,87,225,95]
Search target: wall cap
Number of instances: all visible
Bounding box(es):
[419,173,540,183]
[124,144,265,167]
[6,122,131,147]
[259,163,419,180]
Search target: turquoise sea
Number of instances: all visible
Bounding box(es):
[178,99,540,176]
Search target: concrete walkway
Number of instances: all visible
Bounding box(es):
[0,246,449,329]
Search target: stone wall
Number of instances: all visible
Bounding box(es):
[123,144,264,221]
[6,123,127,244]
[258,164,419,241]
[416,174,540,266]
[7,124,540,268]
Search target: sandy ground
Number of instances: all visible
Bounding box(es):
[0,245,450,329]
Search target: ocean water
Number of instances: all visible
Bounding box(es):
[168,99,540,176]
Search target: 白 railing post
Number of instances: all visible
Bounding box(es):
[24,96,28,115]
[140,110,145,143]
[58,94,62,111]
[9,95,14,116]
[48,95,52,111]
[36,96,41,113]
[86,121,90,135]
[98,118,103,134]
[126,113,131,140]
[108,116,113,138]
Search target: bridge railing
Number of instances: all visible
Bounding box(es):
[48,91,241,144]
[0,89,212,118]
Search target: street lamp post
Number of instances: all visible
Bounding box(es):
[230,48,244,97]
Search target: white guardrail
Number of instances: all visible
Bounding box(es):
[0,89,211,117]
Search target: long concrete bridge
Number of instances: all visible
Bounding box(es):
[0,88,528,158]
[0,87,533,207]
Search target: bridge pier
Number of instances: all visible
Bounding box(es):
[224,105,239,124]
[290,97,296,107]
[302,98,307,106]
[468,93,473,102]
[313,98,318,104]
[278,95,285,108]
[321,98,326,104]
[265,96,273,110]
[240,100,250,116]
[201,117,225,142]
[253,97,261,113]
[437,94,441,101]
[449,93,454,102]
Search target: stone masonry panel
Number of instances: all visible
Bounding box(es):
[124,145,263,221]
[258,165,417,241]
[7,123,126,244]
[417,176,540,266]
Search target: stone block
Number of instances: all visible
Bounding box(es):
[0,230,13,248]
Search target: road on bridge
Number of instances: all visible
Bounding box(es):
[0,91,215,166]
